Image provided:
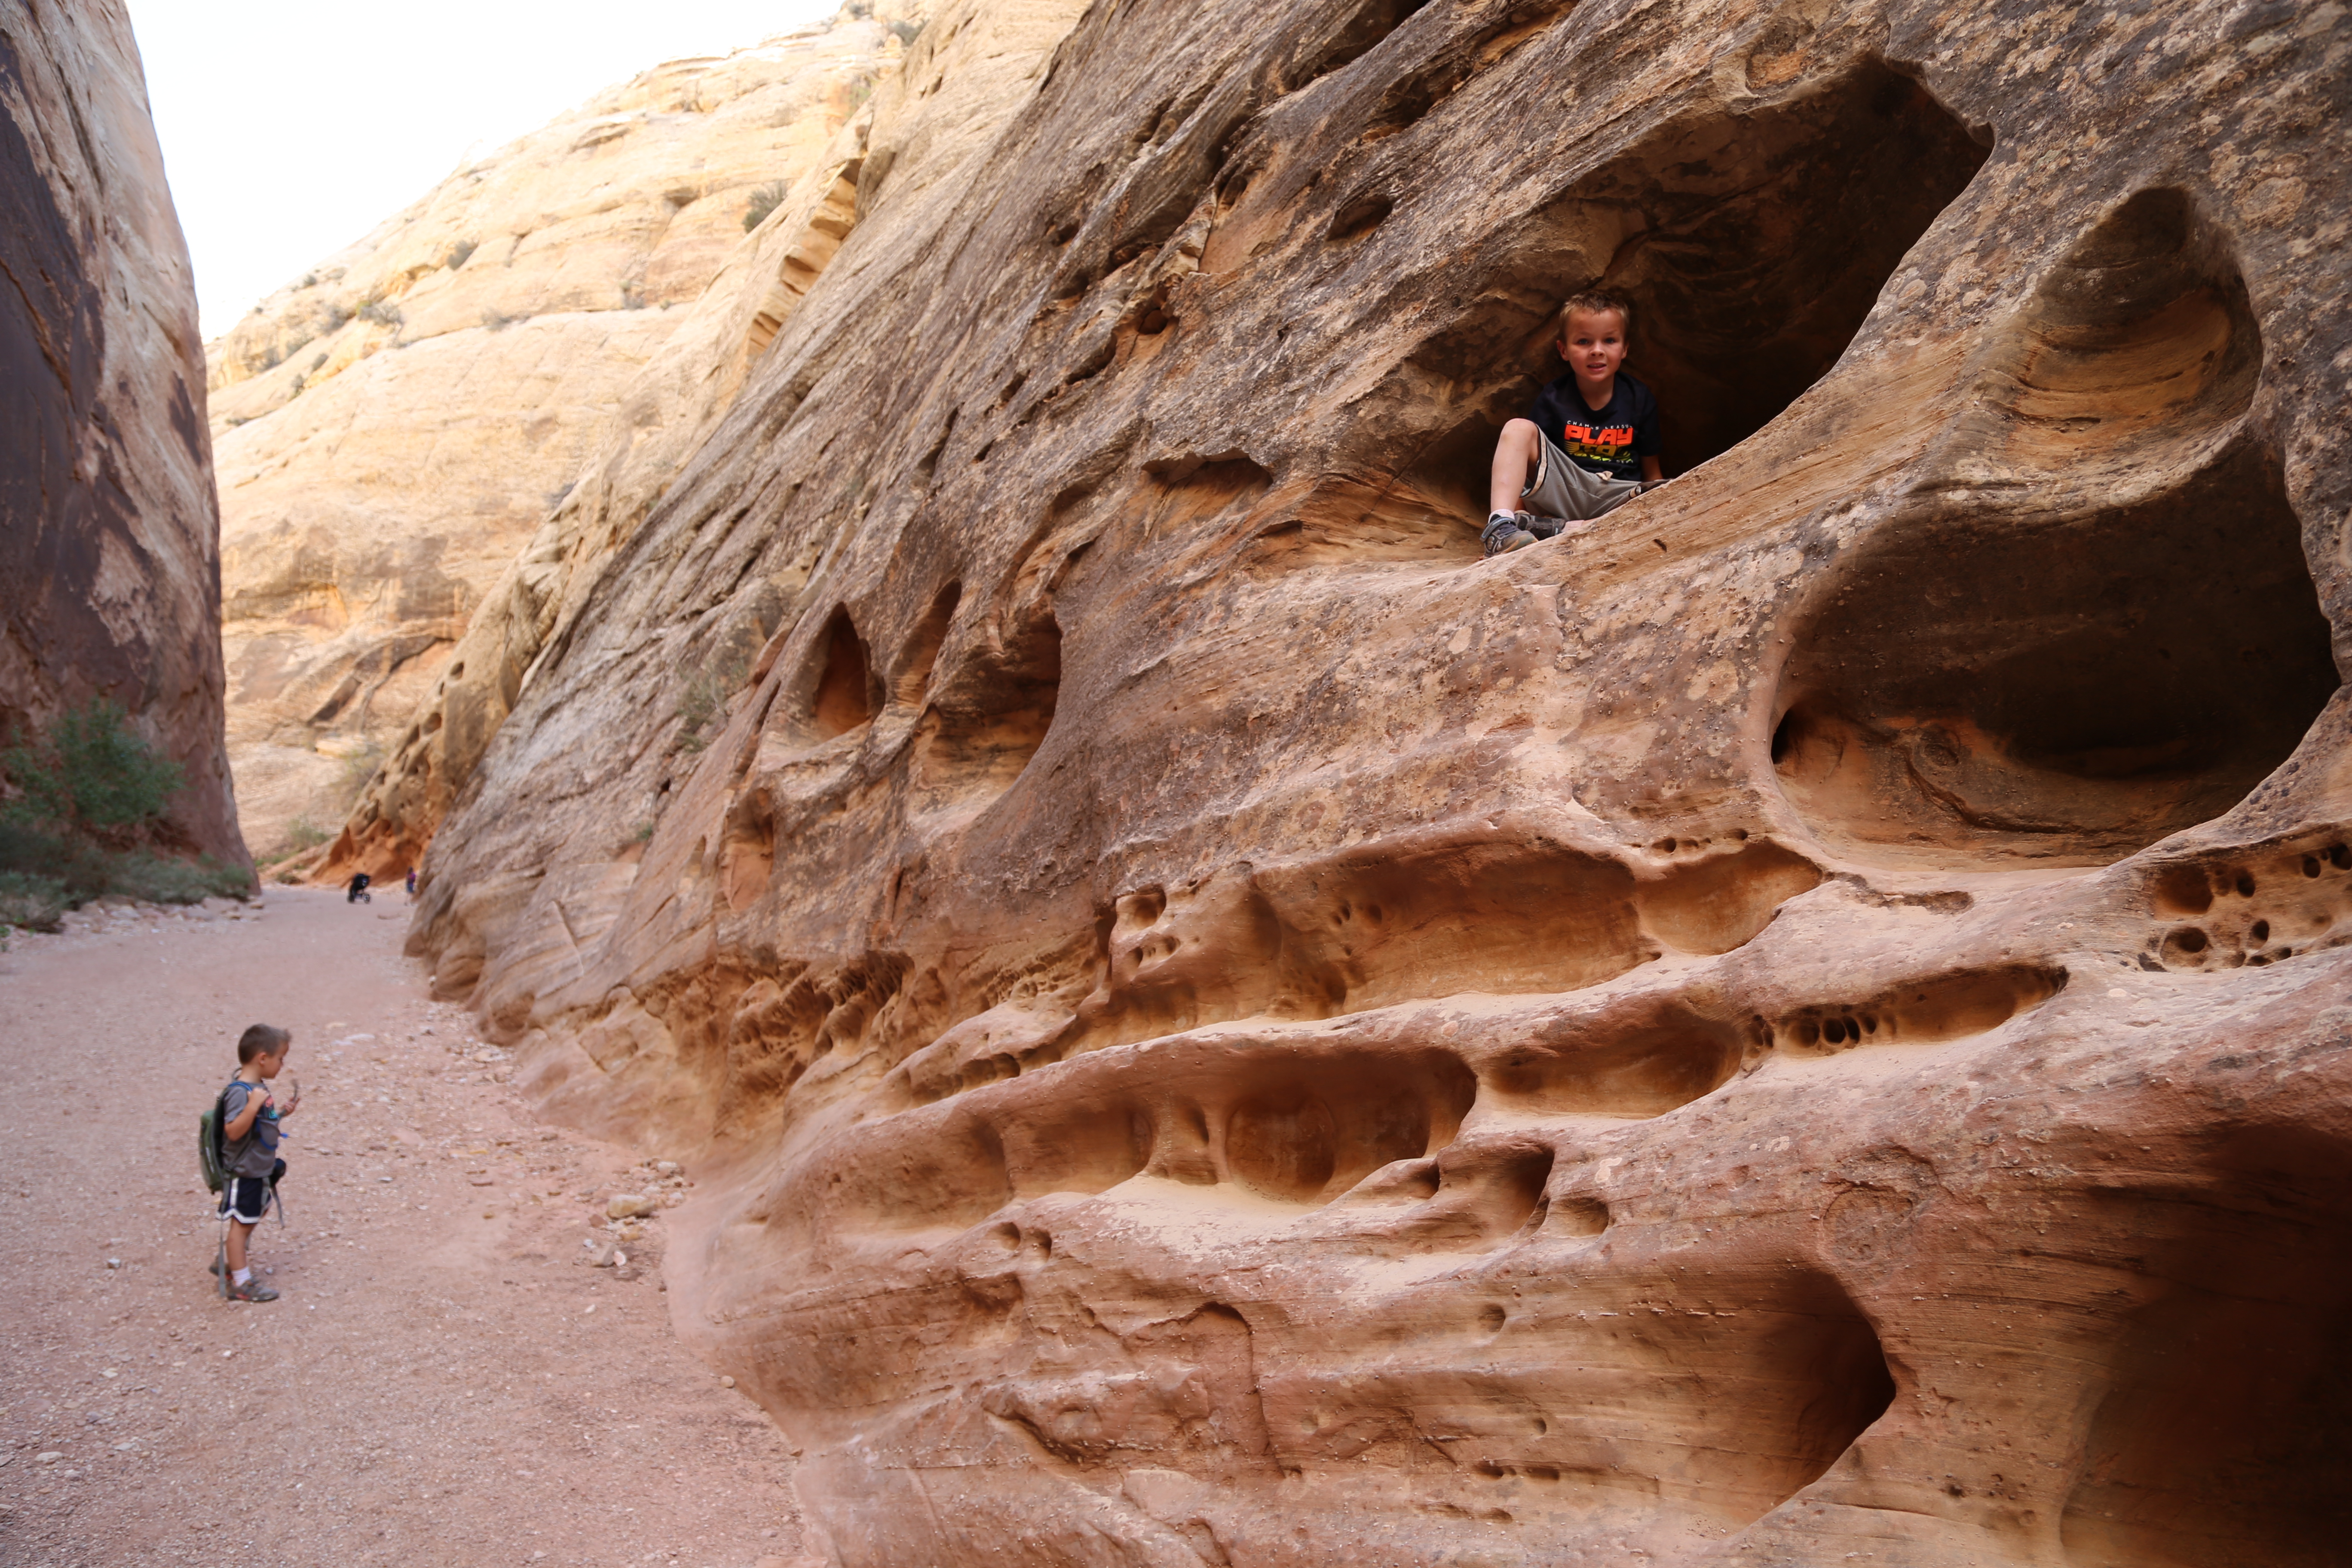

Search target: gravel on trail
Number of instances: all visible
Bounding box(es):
[0,888,818,1568]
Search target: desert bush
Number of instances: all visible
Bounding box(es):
[108,852,250,905]
[0,868,70,933]
[0,699,247,912]
[357,297,404,329]
[890,19,923,45]
[742,179,792,232]
[674,648,753,754]
[337,746,386,806]
[674,672,726,753]
[3,698,182,842]
[446,237,478,270]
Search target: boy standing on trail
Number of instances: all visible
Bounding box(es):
[1482,289,1665,557]
[217,1023,297,1303]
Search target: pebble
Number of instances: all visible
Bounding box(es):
[720,1375,735,1388]
[34,1452,61,1464]
[606,1193,657,1219]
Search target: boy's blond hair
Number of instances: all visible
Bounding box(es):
[1557,289,1635,343]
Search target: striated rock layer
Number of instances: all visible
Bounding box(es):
[0,0,245,869]
[407,0,2349,1563]
[207,13,916,861]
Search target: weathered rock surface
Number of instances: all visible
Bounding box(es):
[0,1,245,868]
[208,15,914,861]
[406,0,2348,1562]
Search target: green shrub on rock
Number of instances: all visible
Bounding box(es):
[0,698,247,922]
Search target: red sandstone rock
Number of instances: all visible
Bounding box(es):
[0,2,244,869]
[399,0,2350,1562]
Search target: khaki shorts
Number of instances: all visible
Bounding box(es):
[1524,431,1643,521]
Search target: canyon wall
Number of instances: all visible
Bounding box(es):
[407,0,2349,1563]
[0,0,244,868]
[208,12,919,862]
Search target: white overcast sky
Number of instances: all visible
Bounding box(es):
[127,1,838,337]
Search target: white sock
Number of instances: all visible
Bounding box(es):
[232,1268,252,1286]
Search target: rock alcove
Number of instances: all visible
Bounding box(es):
[1391,55,1991,522]
[1772,190,2340,870]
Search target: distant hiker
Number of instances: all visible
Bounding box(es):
[404,867,417,898]
[346,872,371,903]
[1482,289,1665,557]
[214,1024,298,1303]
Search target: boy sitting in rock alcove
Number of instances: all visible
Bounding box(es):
[1482,289,1664,557]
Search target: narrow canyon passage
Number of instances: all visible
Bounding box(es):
[0,893,808,1568]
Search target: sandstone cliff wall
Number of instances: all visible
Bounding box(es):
[409,0,2347,1563]
[0,0,244,869]
[208,15,917,862]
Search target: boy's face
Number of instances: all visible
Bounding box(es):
[254,1045,289,1081]
[1559,308,1629,391]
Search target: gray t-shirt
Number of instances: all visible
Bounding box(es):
[221,1080,281,1178]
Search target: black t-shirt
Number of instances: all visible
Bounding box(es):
[1529,371,1662,481]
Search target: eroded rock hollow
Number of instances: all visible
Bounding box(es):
[393,0,2349,1562]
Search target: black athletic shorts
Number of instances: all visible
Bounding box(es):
[220,1159,286,1224]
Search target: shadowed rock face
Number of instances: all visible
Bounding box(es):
[398,0,2349,1561]
[0,3,245,869]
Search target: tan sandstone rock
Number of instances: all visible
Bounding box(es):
[408,0,2350,1563]
[209,13,920,862]
[0,1,246,870]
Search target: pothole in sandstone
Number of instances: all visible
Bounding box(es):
[796,604,877,742]
[1770,439,2337,870]
[1570,60,1992,475]
[2132,837,2352,973]
[876,835,1824,1117]
[1342,55,1990,557]
[910,601,1062,807]
[799,1040,1479,1238]
[1770,188,2340,871]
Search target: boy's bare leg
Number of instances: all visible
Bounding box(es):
[225,1217,253,1275]
[1488,418,1542,516]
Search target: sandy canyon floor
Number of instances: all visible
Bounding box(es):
[0,890,813,1568]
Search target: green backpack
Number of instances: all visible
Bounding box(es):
[197,1081,236,1194]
